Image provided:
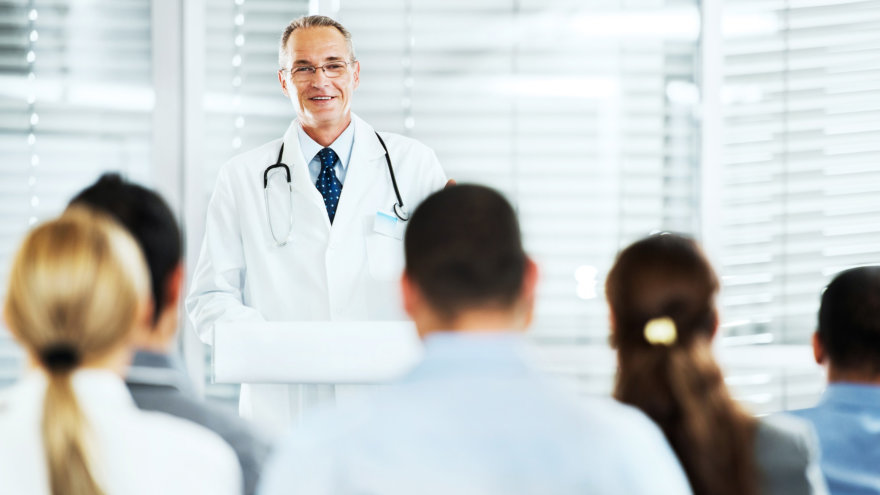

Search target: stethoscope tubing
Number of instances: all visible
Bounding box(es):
[373,132,407,220]
[262,131,409,246]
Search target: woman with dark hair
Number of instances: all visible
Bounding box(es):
[606,233,827,495]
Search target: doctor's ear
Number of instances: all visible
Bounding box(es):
[278,70,290,97]
[352,61,360,90]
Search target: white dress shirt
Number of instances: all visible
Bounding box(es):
[0,369,242,495]
[297,120,355,185]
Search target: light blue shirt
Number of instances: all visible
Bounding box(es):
[258,332,693,495]
[792,383,880,495]
[296,121,355,186]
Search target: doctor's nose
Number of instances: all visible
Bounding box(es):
[310,69,331,86]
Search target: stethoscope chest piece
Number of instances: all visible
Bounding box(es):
[393,202,409,222]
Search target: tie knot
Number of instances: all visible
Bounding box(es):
[317,147,338,169]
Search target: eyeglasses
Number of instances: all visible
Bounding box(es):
[280,61,355,82]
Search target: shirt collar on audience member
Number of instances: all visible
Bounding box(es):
[821,382,880,409]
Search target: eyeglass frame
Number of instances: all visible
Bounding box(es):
[279,60,357,81]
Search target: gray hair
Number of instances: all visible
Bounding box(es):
[278,15,357,68]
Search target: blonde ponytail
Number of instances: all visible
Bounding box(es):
[4,207,149,495]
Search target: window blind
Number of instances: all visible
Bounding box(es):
[0,0,153,388]
[718,0,880,345]
[341,0,702,340]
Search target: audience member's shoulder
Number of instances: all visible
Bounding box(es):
[137,408,242,471]
[758,413,816,452]
[757,413,820,464]
[756,414,828,495]
[133,385,269,453]
[578,395,665,436]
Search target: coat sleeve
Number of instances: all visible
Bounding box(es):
[185,163,266,345]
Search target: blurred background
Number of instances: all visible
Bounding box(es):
[1,0,879,414]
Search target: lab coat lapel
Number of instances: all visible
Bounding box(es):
[331,116,385,235]
[282,121,329,227]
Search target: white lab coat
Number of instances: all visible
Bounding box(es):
[186,113,446,434]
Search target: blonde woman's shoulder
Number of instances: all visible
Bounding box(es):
[107,408,243,495]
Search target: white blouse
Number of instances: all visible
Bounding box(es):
[0,369,242,495]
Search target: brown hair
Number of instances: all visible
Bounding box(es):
[278,15,356,68]
[606,234,757,495]
[4,207,149,495]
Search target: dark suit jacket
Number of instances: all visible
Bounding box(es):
[126,351,270,495]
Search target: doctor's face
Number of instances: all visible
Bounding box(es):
[279,26,360,134]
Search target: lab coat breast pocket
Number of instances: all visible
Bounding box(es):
[365,232,405,281]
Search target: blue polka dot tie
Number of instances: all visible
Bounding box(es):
[316,147,343,224]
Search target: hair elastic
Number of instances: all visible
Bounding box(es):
[644,316,677,346]
[40,344,80,373]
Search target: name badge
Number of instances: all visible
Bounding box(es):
[373,211,405,240]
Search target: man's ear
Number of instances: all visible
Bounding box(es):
[164,263,184,308]
[812,331,826,365]
[279,70,290,98]
[518,258,539,329]
[521,258,538,302]
[352,60,360,90]
[401,270,419,320]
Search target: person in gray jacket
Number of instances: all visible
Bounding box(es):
[605,233,828,495]
[70,174,270,495]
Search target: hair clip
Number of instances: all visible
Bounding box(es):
[644,316,677,346]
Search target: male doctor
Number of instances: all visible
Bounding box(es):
[186,15,447,435]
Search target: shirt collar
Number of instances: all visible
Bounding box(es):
[820,382,880,409]
[296,120,355,170]
[403,331,533,382]
[18,369,136,410]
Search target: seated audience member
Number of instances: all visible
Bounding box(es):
[791,266,880,495]
[69,173,270,495]
[0,208,241,495]
[258,184,693,495]
[606,233,828,495]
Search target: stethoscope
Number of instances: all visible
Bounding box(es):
[263,131,408,247]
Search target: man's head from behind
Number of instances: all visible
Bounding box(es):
[815,266,880,382]
[69,173,182,350]
[402,184,536,336]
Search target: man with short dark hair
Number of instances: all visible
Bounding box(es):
[70,174,269,495]
[792,266,880,495]
[258,184,692,495]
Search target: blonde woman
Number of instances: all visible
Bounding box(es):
[0,208,241,495]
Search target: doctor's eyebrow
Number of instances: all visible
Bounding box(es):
[292,55,347,66]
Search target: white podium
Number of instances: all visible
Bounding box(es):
[211,320,424,385]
